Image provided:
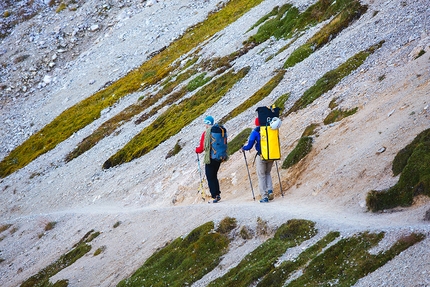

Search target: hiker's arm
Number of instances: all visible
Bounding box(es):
[195,132,205,153]
[242,130,257,151]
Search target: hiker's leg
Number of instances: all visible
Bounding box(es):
[256,157,268,199]
[265,160,274,191]
[205,159,221,198]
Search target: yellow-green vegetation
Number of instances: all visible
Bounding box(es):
[3,10,11,18]
[216,217,238,234]
[93,245,106,256]
[273,92,290,113]
[247,0,365,50]
[113,221,121,228]
[20,230,99,287]
[103,67,250,169]
[246,4,298,44]
[328,97,339,109]
[302,123,320,137]
[239,225,254,240]
[186,73,212,91]
[0,224,12,233]
[284,0,368,68]
[378,74,386,81]
[286,41,384,116]
[208,219,316,287]
[228,128,252,156]
[282,136,313,169]
[257,231,340,287]
[323,107,358,125]
[117,221,231,287]
[0,224,12,242]
[256,217,271,236]
[220,70,286,124]
[44,221,57,231]
[287,232,424,286]
[414,49,426,59]
[56,2,67,13]
[165,139,183,159]
[0,0,263,178]
[366,128,430,211]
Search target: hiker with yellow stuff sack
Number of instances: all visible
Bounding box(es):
[242,106,282,203]
[242,117,275,203]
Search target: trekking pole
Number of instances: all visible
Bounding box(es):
[242,149,255,201]
[196,153,205,201]
[275,161,284,197]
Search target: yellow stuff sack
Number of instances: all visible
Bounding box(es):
[260,125,281,160]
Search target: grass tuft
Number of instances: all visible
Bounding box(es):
[283,0,368,68]
[282,137,313,169]
[117,220,231,287]
[323,107,358,125]
[44,221,57,231]
[302,123,320,137]
[165,139,183,159]
[273,92,290,113]
[208,219,316,287]
[257,231,340,287]
[216,217,237,234]
[286,41,383,116]
[228,128,252,156]
[287,231,424,286]
[0,224,12,233]
[239,225,254,240]
[20,230,99,287]
[366,128,430,211]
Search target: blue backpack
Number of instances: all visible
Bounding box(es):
[210,124,228,161]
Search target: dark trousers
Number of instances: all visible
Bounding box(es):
[205,159,221,199]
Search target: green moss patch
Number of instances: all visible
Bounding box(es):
[286,41,383,116]
[302,123,320,137]
[208,219,317,287]
[165,139,183,159]
[257,231,340,287]
[117,221,230,287]
[282,137,313,169]
[323,107,358,125]
[0,224,12,233]
[20,230,99,287]
[103,67,249,169]
[273,92,290,113]
[247,0,366,55]
[228,128,252,156]
[287,232,424,286]
[366,128,430,211]
[284,0,368,68]
[216,217,238,234]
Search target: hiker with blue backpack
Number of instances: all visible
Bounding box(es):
[195,115,228,203]
[242,117,275,203]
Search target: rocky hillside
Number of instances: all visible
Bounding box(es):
[0,0,429,286]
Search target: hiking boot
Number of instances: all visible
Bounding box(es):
[259,197,269,203]
[210,195,221,203]
[268,190,274,200]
